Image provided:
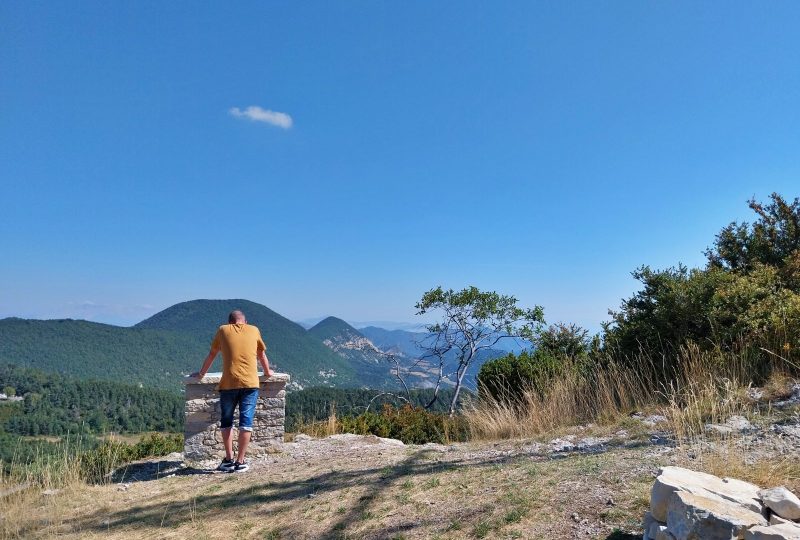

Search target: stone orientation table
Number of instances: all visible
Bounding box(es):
[182,372,290,461]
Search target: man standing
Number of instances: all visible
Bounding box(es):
[192,309,274,473]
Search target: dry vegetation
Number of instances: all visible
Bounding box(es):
[2,436,665,539]
[2,349,799,539]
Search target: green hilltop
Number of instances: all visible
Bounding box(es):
[307,316,359,340]
[135,299,360,387]
[0,299,369,390]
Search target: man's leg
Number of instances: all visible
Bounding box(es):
[235,389,259,465]
[219,390,237,464]
[236,430,252,462]
[222,428,234,460]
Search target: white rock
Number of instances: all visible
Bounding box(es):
[377,436,405,447]
[705,415,755,435]
[770,513,791,525]
[744,522,800,540]
[649,522,669,539]
[667,490,767,540]
[651,466,763,522]
[774,425,800,438]
[293,434,313,442]
[549,437,576,452]
[643,415,668,427]
[760,487,800,520]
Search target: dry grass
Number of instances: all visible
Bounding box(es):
[295,404,341,439]
[3,441,664,539]
[0,441,87,539]
[685,440,800,493]
[465,343,795,444]
[5,345,799,539]
[464,358,654,440]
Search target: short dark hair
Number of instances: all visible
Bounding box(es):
[228,310,245,324]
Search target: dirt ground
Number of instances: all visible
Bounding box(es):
[5,410,800,540]
[2,431,678,540]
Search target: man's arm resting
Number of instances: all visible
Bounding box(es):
[258,350,274,377]
[190,348,219,379]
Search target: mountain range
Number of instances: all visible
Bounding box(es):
[0,299,514,391]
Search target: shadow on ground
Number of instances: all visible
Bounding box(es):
[605,531,641,540]
[68,449,554,538]
[111,460,214,482]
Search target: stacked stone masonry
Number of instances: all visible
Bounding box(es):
[182,372,290,461]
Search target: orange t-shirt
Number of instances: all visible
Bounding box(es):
[210,323,266,390]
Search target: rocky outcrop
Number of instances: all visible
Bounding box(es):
[644,467,800,540]
[650,466,762,521]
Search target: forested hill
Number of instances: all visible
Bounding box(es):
[307,317,397,387]
[0,318,202,390]
[0,299,365,390]
[135,299,359,387]
[307,316,365,342]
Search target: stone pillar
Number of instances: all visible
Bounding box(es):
[182,372,290,461]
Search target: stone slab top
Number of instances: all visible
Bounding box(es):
[183,372,290,385]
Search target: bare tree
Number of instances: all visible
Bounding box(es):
[415,286,544,415]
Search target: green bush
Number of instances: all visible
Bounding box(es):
[477,350,560,403]
[338,405,469,444]
[477,323,594,404]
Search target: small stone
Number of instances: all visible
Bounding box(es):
[642,415,668,427]
[705,415,755,435]
[551,438,576,452]
[774,424,800,438]
[759,486,800,520]
[744,521,800,540]
[571,512,580,522]
[648,522,668,539]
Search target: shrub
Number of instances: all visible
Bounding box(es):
[477,323,593,404]
[302,404,469,444]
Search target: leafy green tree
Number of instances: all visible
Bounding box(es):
[603,265,725,360]
[706,193,800,274]
[415,286,544,415]
[604,193,800,378]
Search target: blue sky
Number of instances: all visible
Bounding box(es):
[1,2,799,330]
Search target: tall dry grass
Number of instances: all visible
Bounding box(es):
[0,439,87,539]
[295,403,341,439]
[465,342,795,442]
[464,360,652,439]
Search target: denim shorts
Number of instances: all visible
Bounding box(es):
[219,388,259,431]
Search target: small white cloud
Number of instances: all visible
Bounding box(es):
[229,106,293,129]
